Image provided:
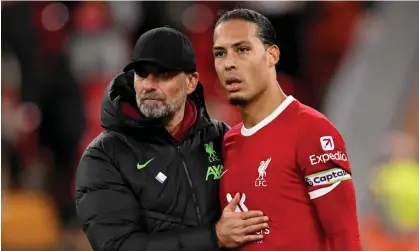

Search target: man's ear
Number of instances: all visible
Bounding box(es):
[186,72,199,94]
[267,45,280,67]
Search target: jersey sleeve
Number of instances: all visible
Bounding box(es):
[297,116,361,251]
[297,118,351,199]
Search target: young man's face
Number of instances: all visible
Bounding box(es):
[213,19,271,105]
[133,64,198,119]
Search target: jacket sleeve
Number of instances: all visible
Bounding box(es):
[76,145,220,251]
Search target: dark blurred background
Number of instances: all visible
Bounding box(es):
[2,1,418,251]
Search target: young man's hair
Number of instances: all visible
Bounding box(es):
[215,8,276,47]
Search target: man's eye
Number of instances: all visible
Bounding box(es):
[214,51,225,57]
[238,47,250,53]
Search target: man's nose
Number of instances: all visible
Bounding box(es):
[224,53,237,71]
[142,74,159,90]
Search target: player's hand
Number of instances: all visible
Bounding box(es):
[215,193,269,248]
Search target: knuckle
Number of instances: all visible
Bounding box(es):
[232,237,239,244]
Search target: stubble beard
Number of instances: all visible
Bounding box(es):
[228,92,248,106]
[137,84,187,120]
[229,96,247,106]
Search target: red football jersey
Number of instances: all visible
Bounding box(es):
[220,96,361,251]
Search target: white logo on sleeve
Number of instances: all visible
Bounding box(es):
[309,151,348,165]
[320,136,334,151]
[255,157,271,187]
[309,136,347,165]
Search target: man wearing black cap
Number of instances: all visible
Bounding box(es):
[75,27,269,251]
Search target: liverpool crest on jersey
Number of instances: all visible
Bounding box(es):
[255,157,271,187]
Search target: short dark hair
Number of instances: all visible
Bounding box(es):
[215,8,276,47]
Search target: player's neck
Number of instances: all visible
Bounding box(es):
[240,83,287,129]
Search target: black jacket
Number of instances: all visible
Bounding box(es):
[76,72,229,251]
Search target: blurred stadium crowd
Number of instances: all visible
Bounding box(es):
[1,1,418,251]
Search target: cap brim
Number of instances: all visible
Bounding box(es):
[123,58,182,73]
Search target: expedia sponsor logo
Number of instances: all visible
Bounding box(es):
[305,168,351,187]
[309,151,347,165]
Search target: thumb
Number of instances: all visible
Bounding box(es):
[224,193,240,212]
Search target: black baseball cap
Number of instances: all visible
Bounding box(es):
[123,27,197,73]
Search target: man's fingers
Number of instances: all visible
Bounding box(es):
[243,223,269,234]
[240,234,264,244]
[224,193,240,212]
[239,210,264,220]
[243,216,269,227]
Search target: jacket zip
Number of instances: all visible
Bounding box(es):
[177,145,203,224]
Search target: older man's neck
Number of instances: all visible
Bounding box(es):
[164,105,186,136]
